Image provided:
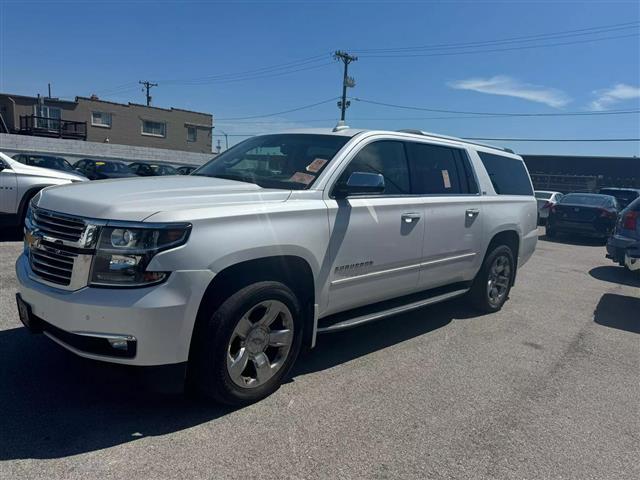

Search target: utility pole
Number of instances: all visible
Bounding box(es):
[139,80,158,106]
[333,50,358,124]
[219,130,229,150]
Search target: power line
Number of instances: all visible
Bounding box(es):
[353,21,639,53]
[352,98,640,117]
[357,33,638,58]
[215,97,340,121]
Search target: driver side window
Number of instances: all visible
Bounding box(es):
[337,141,410,195]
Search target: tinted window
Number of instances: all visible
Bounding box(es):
[560,194,612,207]
[338,141,410,195]
[478,152,533,196]
[406,143,466,194]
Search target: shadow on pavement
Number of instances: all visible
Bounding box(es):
[0,226,22,242]
[589,265,640,288]
[0,298,478,460]
[594,293,640,334]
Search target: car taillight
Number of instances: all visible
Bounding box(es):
[599,209,617,219]
[542,201,553,209]
[622,210,639,230]
[550,205,557,214]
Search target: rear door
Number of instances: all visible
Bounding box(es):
[405,142,484,289]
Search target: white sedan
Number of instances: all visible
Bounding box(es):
[535,190,563,224]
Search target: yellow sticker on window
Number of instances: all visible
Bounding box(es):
[96,162,106,166]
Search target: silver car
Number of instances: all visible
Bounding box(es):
[16,129,537,405]
[535,190,563,224]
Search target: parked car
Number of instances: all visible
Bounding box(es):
[74,159,137,180]
[0,152,87,227]
[12,154,79,176]
[535,190,563,224]
[606,197,640,271]
[16,129,538,405]
[129,162,178,176]
[176,165,198,175]
[547,193,619,240]
[598,187,640,210]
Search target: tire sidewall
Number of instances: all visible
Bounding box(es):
[471,245,515,313]
[199,281,304,405]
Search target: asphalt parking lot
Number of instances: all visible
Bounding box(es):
[0,227,638,480]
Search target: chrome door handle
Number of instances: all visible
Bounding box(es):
[466,208,480,217]
[402,212,422,223]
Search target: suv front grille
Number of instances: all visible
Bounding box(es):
[29,241,78,286]
[32,209,85,242]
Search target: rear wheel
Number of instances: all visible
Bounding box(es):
[190,281,303,405]
[468,245,515,313]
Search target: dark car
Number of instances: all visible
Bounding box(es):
[176,165,198,175]
[129,162,178,176]
[606,197,640,271]
[74,159,137,180]
[12,154,77,174]
[547,193,619,240]
[598,187,640,210]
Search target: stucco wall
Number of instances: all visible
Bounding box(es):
[0,133,213,166]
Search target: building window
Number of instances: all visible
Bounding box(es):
[141,120,166,137]
[187,126,197,142]
[91,111,112,128]
[34,105,61,129]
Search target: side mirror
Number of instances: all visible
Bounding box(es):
[334,172,385,198]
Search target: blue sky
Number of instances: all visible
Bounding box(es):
[1,0,639,156]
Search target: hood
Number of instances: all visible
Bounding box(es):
[3,155,88,182]
[34,175,292,221]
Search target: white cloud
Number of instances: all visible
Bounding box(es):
[589,83,640,110]
[448,75,571,108]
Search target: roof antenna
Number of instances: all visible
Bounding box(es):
[333,120,349,132]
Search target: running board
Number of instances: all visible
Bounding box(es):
[317,285,469,334]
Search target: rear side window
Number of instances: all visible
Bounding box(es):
[477,152,533,196]
[406,142,478,195]
[339,141,411,195]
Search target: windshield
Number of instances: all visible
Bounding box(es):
[26,156,75,172]
[535,192,553,199]
[193,134,351,189]
[150,164,178,175]
[599,189,639,207]
[95,161,129,173]
[559,194,611,207]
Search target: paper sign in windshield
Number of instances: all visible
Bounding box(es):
[441,169,451,189]
[306,158,328,173]
[289,172,315,185]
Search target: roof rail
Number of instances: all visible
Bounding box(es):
[396,129,514,154]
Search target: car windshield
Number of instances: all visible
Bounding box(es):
[559,194,611,206]
[535,192,553,199]
[599,189,639,207]
[27,156,75,172]
[193,134,351,189]
[95,161,129,173]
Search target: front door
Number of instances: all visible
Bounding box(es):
[322,140,425,316]
[0,162,18,214]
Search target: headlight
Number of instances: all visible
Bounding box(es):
[90,223,191,287]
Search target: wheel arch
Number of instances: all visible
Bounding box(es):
[190,255,317,360]
[483,229,521,285]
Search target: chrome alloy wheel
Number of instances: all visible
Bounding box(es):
[226,300,294,389]
[486,254,512,307]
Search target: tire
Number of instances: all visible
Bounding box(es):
[190,281,304,406]
[468,245,515,313]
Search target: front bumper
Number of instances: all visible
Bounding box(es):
[16,253,214,366]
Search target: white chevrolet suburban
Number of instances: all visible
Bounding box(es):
[16,129,538,405]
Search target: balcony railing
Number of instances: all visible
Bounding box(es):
[19,115,87,140]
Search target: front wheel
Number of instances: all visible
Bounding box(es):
[190,281,303,405]
[468,245,515,313]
